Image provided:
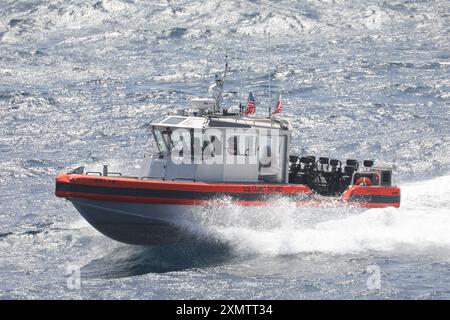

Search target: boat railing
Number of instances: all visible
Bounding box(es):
[69,166,85,174]
[171,178,196,182]
[141,176,165,180]
[107,172,122,176]
[84,171,123,176]
[74,167,194,182]
[139,176,196,182]
[85,171,102,176]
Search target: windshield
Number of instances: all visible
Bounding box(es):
[153,128,168,153]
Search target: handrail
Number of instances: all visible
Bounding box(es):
[171,177,196,182]
[86,171,102,176]
[139,176,195,182]
[141,176,165,181]
[68,166,85,174]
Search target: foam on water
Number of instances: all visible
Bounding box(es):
[197,175,450,257]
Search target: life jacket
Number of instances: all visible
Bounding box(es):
[356,176,372,186]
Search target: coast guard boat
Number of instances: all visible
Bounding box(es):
[55,63,400,245]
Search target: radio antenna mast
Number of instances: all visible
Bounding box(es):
[210,54,228,114]
[268,32,271,102]
[217,54,228,113]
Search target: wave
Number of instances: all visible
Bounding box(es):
[193,175,450,257]
[1,0,446,43]
[72,175,450,279]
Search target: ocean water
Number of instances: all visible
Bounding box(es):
[0,0,449,299]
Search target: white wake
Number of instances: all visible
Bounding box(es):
[196,175,450,257]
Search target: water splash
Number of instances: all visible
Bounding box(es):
[186,176,450,257]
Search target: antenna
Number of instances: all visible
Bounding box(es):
[210,54,228,114]
[268,32,271,102]
[239,68,243,105]
[240,33,250,115]
[218,54,228,113]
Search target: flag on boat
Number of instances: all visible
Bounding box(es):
[244,92,256,115]
[272,93,282,114]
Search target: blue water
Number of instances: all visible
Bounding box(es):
[0,0,449,299]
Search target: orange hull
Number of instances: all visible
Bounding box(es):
[56,174,401,208]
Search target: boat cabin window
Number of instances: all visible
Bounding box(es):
[162,130,171,148]
[245,136,256,156]
[203,135,222,158]
[226,135,256,156]
[210,136,222,156]
[154,127,220,159]
[227,136,239,156]
[258,134,287,182]
[154,127,192,157]
[381,170,392,186]
[153,128,168,153]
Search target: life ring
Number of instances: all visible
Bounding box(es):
[356,176,372,186]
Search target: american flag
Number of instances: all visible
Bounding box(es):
[272,93,282,114]
[244,92,256,115]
